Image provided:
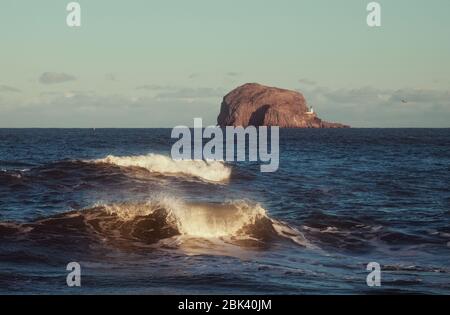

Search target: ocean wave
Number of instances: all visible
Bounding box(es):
[0,197,313,250]
[92,154,231,183]
[99,197,313,248]
[300,211,448,253]
[0,169,24,180]
[0,160,35,168]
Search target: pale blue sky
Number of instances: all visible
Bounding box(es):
[1,0,449,127]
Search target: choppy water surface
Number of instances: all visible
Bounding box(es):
[0,129,449,294]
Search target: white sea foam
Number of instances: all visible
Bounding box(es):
[102,196,313,247]
[93,154,231,182]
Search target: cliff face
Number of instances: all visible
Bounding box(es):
[217,83,349,128]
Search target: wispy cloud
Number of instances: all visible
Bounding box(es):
[389,89,450,104]
[40,90,95,98]
[309,87,450,107]
[0,90,218,127]
[39,72,76,84]
[136,84,174,91]
[155,87,225,100]
[0,85,21,93]
[298,78,317,86]
[301,86,450,127]
[2,83,449,128]
[188,73,200,79]
[105,73,117,81]
[136,85,226,100]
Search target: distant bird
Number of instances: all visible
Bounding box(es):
[401,99,408,104]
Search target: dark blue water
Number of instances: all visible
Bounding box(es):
[1,129,449,294]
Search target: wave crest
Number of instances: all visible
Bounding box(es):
[93,154,231,182]
[1,197,313,250]
[100,197,312,247]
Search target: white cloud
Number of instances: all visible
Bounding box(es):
[0,90,219,127]
[1,83,449,128]
[298,78,317,86]
[0,85,21,93]
[188,73,200,79]
[301,86,450,127]
[136,84,174,91]
[39,72,76,84]
[155,87,225,100]
[105,73,117,81]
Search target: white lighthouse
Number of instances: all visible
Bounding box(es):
[306,106,315,114]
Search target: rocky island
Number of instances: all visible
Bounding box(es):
[217,83,349,128]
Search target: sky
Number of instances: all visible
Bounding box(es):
[0,0,449,127]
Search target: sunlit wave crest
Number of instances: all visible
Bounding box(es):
[92,154,231,183]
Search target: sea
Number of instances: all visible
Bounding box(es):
[0,128,449,294]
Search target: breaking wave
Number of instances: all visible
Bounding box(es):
[0,197,313,250]
[92,154,231,183]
